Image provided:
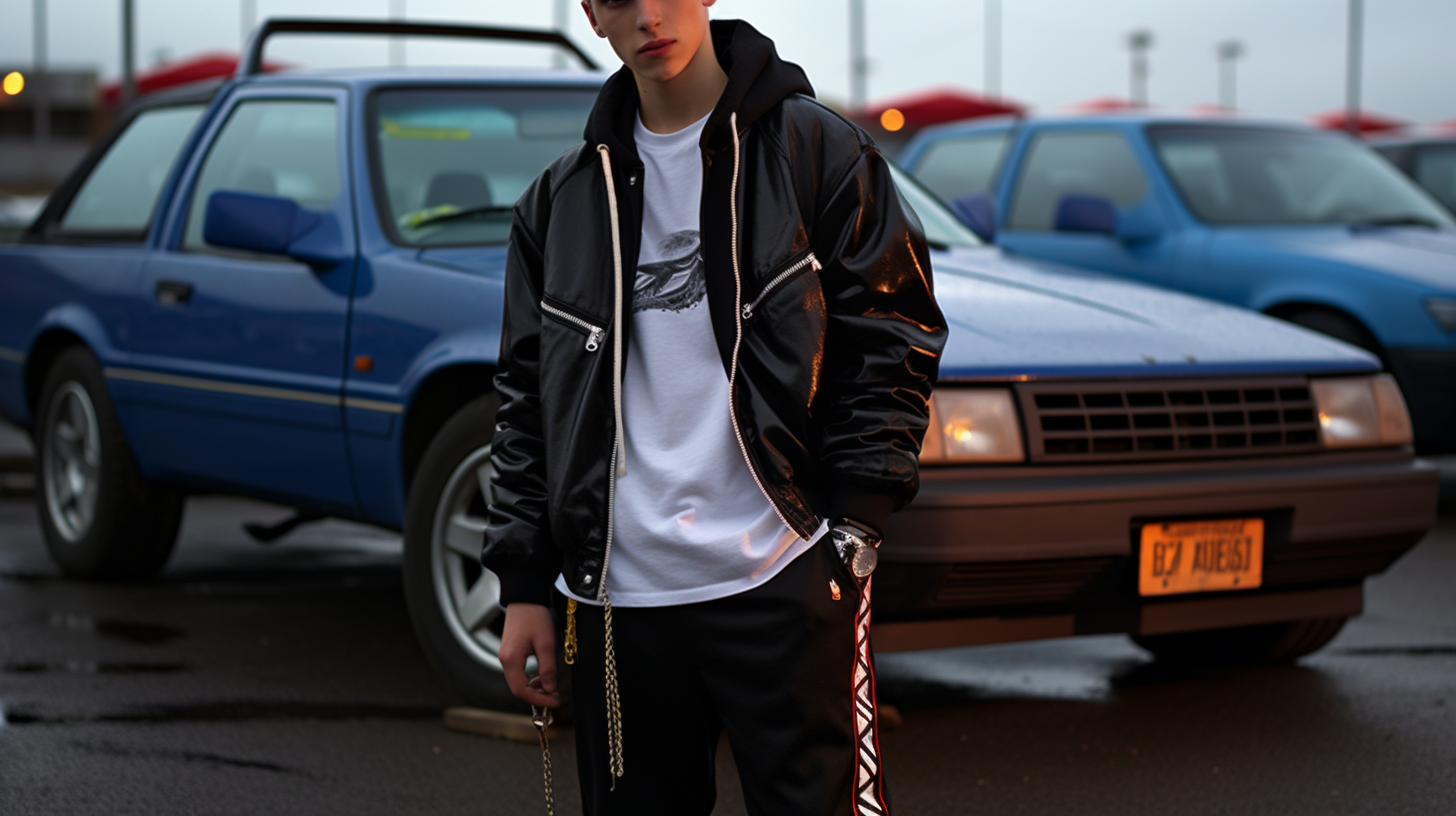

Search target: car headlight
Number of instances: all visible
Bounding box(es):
[1424,297,1456,332]
[1311,374,1413,449]
[920,388,1026,463]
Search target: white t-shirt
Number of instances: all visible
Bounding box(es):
[556,109,826,608]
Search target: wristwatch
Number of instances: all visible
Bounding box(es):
[831,520,881,585]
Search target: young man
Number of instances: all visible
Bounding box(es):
[481,1,946,813]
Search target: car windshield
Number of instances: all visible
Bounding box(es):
[372,87,598,247]
[1148,125,1456,229]
[888,163,984,249]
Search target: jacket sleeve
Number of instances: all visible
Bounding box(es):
[480,170,561,607]
[812,143,948,537]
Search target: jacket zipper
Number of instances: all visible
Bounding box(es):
[540,299,606,352]
[740,251,821,319]
[725,112,816,538]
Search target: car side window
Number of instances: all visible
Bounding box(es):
[1007,131,1149,230]
[183,99,340,252]
[57,105,204,235]
[1415,146,1456,214]
[913,131,1011,202]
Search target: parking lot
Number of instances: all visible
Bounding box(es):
[2,430,1452,815]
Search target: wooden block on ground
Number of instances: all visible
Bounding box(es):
[444,706,563,743]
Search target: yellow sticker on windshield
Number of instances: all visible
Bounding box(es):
[381,118,471,141]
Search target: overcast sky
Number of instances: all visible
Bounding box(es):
[4,0,1453,124]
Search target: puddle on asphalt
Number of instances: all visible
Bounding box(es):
[48,613,186,644]
[877,635,1153,706]
[3,661,187,675]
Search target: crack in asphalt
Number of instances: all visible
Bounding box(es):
[1332,646,1456,657]
[1,700,443,726]
[73,739,308,776]
[3,661,188,675]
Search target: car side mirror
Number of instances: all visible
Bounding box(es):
[203,190,347,267]
[1054,194,1118,235]
[950,192,997,243]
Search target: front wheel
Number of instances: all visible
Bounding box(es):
[34,346,184,580]
[1131,616,1349,666]
[402,393,522,709]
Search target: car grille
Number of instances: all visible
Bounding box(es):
[1017,377,1322,463]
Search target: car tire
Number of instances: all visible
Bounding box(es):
[34,346,184,580]
[403,393,556,711]
[1284,309,1383,358]
[1131,616,1349,666]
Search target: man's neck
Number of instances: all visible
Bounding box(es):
[634,33,729,135]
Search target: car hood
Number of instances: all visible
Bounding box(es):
[931,247,1379,380]
[1213,225,1456,291]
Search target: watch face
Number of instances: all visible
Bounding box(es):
[850,543,878,578]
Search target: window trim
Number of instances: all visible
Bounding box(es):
[912,128,1014,203]
[27,96,213,245]
[363,83,601,250]
[162,87,350,256]
[1004,127,1151,232]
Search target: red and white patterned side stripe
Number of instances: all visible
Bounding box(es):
[852,577,889,815]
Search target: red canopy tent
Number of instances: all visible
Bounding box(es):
[100,51,287,107]
[857,86,1024,132]
[1309,108,1408,136]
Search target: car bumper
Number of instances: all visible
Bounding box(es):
[1385,348,1456,454]
[872,450,1438,651]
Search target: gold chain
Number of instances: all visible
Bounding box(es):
[531,705,555,816]
[602,591,625,789]
[563,599,578,665]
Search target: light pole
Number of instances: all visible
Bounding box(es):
[33,0,50,153]
[1346,0,1364,134]
[984,0,1001,99]
[121,0,136,106]
[390,0,406,68]
[1127,29,1153,108]
[241,0,255,47]
[849,0,868,109]
[1217,40,1244,112]
[553,0,569,68]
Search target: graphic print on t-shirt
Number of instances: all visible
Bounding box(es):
[633,229,706,313]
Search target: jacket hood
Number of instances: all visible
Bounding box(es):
[583,18,815,160]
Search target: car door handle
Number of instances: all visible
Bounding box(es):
[155,279,193,306]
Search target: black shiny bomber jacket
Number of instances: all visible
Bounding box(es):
[482,20,947,607]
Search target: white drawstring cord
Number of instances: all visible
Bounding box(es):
[595,144,626,790]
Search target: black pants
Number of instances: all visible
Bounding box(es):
[561,535,890,816]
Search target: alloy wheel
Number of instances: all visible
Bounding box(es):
[430,443,506,671]
[43,381,102,543]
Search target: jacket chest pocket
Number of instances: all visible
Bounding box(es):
[540,295,607,352]
[741,248,822,320]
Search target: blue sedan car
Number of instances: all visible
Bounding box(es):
[0,21,1437,706]
[901,114,1456,453]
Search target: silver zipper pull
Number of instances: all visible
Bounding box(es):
[741,303,754,320]
[586,328,605,352]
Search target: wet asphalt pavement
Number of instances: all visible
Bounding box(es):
[1,488,1453,815]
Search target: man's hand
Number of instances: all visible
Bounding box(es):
[500,602,561,708]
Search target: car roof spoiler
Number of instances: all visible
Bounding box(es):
[237,18,601,76]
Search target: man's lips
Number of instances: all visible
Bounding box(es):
[638,38,675,57]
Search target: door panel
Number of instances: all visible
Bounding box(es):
[129,91,358,512]
[998,129,1182,287]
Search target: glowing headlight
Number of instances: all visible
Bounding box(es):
[920,389,1025,463]
[1311,374,1413,449]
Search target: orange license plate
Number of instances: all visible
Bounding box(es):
[1139,518,1264,596]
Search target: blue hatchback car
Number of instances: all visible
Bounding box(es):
[901,114,1456,453]
[0,21,1438,707]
